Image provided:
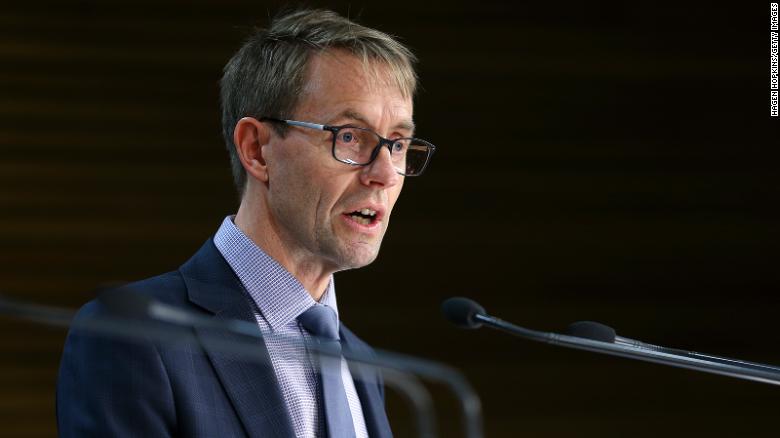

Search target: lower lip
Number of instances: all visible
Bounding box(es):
[341,214,381,234]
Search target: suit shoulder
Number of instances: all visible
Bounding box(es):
[123,271,189,305]
[74,271,187,320]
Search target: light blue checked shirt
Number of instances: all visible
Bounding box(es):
[213,216,368,438]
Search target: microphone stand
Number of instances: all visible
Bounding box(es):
[472,311,780,387]
[1,293,483,438]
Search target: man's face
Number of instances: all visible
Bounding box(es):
[262,51,412,272]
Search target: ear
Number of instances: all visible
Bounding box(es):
[233,117,271,183]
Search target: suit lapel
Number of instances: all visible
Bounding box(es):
[180,239,296,438]
[340,326,393,438]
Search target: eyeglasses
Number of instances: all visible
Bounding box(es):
[260,117,436,176]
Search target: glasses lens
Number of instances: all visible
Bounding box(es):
[333,127,380,165]
[333,127,433,176]
[403,140,433,176]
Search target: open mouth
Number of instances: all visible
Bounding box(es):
[345,208,378,226]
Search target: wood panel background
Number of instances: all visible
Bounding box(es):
[1,1,778,436]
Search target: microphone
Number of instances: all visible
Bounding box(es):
[441,296,780,386]
[565,321,615,343]
[441,296,484,329]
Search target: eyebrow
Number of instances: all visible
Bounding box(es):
[333,109,416,136]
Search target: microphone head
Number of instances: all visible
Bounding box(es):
[441,297,486,329]
[565,320,616,343]
[97,287,154,319]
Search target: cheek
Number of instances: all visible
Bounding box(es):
[267,144,316,190]
[318,177,352,216]
[387,181,404,212]
[265,146,289,183]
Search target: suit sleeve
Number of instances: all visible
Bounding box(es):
[56,301,177,437]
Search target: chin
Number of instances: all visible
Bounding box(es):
[333,244,381,271]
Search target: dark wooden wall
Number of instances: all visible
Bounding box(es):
[2,1,778,436]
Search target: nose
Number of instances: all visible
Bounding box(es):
[359,144,401,188]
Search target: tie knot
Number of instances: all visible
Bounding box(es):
[298,304,340,341]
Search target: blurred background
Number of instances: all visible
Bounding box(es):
[1,1,778,436]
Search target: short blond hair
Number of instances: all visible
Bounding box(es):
[220,8,418,195]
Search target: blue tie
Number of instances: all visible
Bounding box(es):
[298,305,356,438]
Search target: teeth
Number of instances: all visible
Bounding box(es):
[359,208,377,216]
[354,216,371,225]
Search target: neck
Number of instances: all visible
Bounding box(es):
[234,192,332,301]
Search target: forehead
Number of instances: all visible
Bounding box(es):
[295,50,413,123]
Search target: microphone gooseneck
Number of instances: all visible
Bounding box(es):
[441,296,780,387]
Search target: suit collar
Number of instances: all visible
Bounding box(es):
[179,237,391,438]
[179,238,296,438]
[180,238,243,315]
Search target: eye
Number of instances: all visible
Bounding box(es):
[338,131,356,143]
[391,140,408,153]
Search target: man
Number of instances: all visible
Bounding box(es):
[56,9,435,438]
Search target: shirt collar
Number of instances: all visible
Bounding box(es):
[213,216,339,331]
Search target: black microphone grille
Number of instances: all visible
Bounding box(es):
[565,320,616,343]
[441,297,486,329]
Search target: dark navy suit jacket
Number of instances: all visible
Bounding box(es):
[56,239,393,437]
